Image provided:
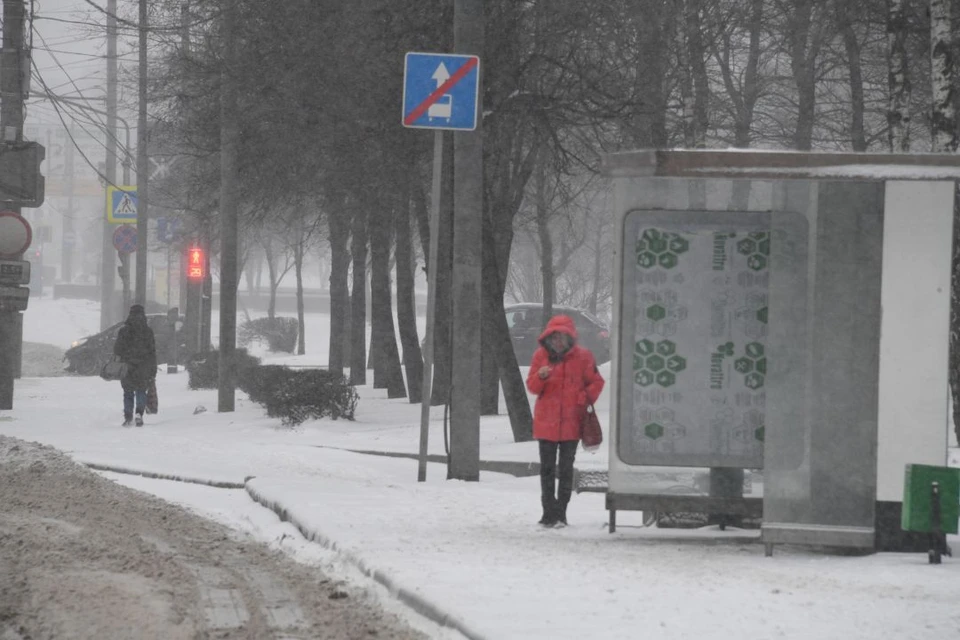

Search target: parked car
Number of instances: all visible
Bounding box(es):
[505,303,610,365]
[64,313,185,376]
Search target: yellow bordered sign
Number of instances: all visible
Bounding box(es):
[106,185,138,224]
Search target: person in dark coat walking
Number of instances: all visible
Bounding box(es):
[114,304,157,426]
[526,315,604,527]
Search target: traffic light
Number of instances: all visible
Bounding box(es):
[187,246,205,281]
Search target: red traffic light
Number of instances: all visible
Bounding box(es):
[187,246,205,280]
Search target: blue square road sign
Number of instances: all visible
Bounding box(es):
[402,52,480,131]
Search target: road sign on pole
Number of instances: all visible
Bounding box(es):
[0,285,29,312]
[402,52,480,131]
[113,224,137,254]
[0,211,32,258]
[0,260,30,285]
[106,185,138,224]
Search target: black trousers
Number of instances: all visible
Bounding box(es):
[538,439,578,514]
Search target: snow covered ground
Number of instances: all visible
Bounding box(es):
[3,296,959,640]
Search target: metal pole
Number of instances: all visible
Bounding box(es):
[418,130,444,482]
[100,0,118,330]
[62,124,75,282]
[449,0,483,481]
[218,0,239,412]
[0,0,26,410]
[135,0,148,305]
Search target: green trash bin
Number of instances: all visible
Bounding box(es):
[901,464,960,534]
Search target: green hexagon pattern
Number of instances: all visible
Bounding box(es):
[658,253,678,269]
[644,422,665,440]
[635,339,655,356]
[646,304,666,321]
[646,355,665,372]
[656,340,676,356]
[736,238,756,255]
[666,355,686,372]
[656,370,676,387]
[744,372,764,390]
[635,370,655,387]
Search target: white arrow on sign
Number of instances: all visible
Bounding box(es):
[428,63,454,121]
[432,62,450,87]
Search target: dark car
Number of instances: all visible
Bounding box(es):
[64,313,185,376]
[505,303,610,365]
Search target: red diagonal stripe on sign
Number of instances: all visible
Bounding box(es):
[404,56,478,126]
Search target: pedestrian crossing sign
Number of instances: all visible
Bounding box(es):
[106,185,138,224]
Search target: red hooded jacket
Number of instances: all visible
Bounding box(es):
[526,315,605,442]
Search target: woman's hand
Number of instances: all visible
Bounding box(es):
[538,366,550,380]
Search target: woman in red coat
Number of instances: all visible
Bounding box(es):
[526,314,605,527]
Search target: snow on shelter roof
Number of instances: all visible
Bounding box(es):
[602,149,960,181]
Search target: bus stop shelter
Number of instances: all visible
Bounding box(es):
[602,150,958,553]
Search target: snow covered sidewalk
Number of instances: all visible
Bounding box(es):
[2,372,959,639]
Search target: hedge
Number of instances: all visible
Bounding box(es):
[239,365,358,425]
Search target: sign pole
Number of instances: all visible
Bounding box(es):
[418,130,444,482]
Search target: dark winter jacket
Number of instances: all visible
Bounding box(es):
[114,313,157,391]
[526,315,605,442]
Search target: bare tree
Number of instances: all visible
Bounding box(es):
[888,0,913,151]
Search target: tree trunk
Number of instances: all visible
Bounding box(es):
[349,209,368,385]
[369,205,406,398]
[835,2,866,151]
[536,153,554,323]
[327,210,350,376]
[931,0,957,152]
[952,186,960,446]
[887,0,911,152]
[483,212,533,442]
[681,0,709,148]
[588,219,603,316]
[628,0,671,147]
[263,238,278,320]
[396,199,423,403]
[788,0,821,151]
[712,0,763,207]
[431,133,455,406]
[294,239,305,355]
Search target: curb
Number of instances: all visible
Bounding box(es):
[245,482,491,640]
[312,445,542,477]
[83,462,247,489]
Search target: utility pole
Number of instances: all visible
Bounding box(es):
[100,0,118,330]
[135,0,148,305]
[0,0,26,410]
[218,0,239,412]
[62,125,74,282]
[448,0,483,481]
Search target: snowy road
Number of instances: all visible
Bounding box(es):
[0,436,427,640]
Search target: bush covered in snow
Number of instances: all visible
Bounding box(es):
[238,317,298,353]
[239,365,358,425]
[186,349,262,390]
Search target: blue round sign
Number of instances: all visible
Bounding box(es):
[113,224,137,254]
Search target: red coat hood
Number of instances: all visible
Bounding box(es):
[538,314,578,342]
